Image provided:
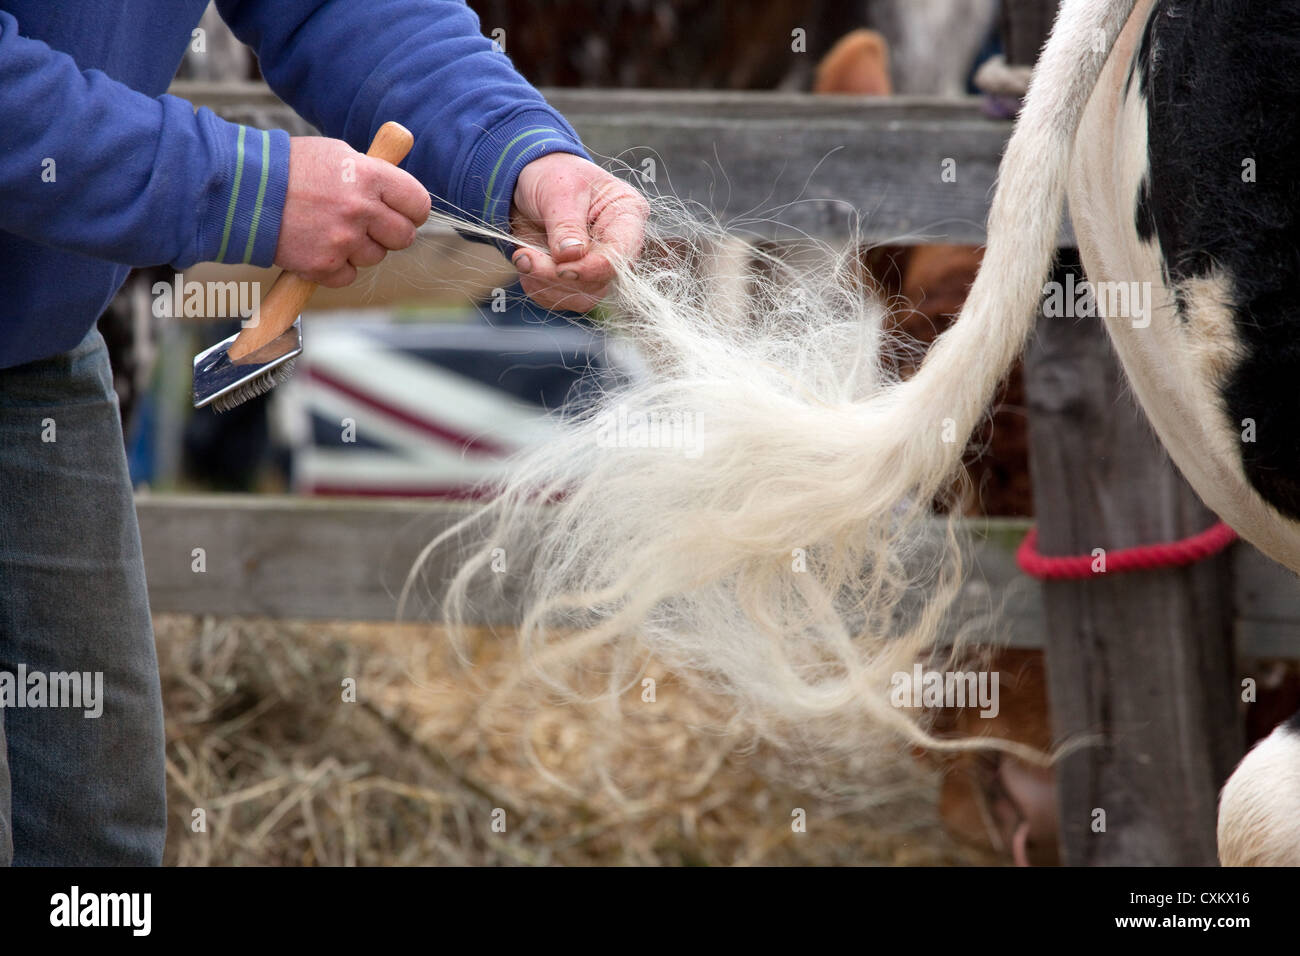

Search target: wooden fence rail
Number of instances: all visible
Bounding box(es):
[137,494,1297,656]
[169,81,1074,247]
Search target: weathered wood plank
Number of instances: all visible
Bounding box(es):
[137,493,497,623]
[138,493,1300,653]
[137,493,1038,637]
[167,82,1068,246]
[1023,256,1243,867]
[1232,545,1300,657]
[172,82,988,123]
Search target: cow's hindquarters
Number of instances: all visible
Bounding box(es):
[1069,0,1300,867]
[1068,0,1300,573]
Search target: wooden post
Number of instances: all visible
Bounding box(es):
[1023,257,1243,865]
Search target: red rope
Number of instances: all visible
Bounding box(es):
[1016,521,1238,580]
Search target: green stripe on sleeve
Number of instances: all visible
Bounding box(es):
[215,125,247,264]
[241,129,272,264]
[480,127,560,222]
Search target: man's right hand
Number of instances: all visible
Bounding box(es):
[273,136,432,288]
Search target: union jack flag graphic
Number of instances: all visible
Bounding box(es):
[276,315,631,499]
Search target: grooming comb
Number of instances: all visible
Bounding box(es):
[192,120,416,412]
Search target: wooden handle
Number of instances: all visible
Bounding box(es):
[227,121,416,360]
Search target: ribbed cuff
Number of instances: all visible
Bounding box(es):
[453,106,589,255]
[197,118,290,267]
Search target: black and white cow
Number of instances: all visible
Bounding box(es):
[1063,0,1300,864]
[860,0,1300,865]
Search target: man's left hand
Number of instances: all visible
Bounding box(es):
[510,153,649,313]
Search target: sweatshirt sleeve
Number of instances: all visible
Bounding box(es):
[0,10,288,270]
[214,0,589,242]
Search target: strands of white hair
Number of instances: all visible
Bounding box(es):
[401,0,1138,767]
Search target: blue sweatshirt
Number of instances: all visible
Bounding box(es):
[0,0,588,369]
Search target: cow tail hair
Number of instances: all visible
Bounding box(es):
[402,0,1141,764]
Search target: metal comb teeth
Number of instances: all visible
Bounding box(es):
[209,358,298,413]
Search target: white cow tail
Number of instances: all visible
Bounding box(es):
[904,0,1139,469]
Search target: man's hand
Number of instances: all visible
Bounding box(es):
[510,153,649,312]
[274,136,431,288]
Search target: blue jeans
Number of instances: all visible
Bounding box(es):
[0,327,166,865]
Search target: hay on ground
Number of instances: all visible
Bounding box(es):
[156,613,997,866]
